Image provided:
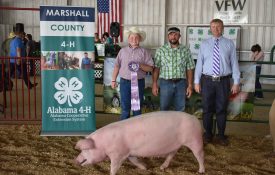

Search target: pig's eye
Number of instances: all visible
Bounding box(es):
[80,159,87,165]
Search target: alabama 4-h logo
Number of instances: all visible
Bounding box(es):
[54,77,83,107]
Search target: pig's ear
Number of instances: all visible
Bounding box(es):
[75,138,95,150]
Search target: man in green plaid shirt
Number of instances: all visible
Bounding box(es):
[152,27,195,111]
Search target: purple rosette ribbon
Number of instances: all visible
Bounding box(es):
[128,61,140,111]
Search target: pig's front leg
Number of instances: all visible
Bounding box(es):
[128,156,147,170]
[109,154,127,175]
[160,150,177,170]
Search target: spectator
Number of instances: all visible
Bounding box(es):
[102,32,113,45]
[10,23,37,89]
[26,34,36,76]
[1,31,15,57]
[251,44,264,99]
[94,33,101,43]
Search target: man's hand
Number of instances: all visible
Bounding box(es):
[231,84,240,94]
[152,82,159,96]
[194,84,201,93]
[186,85,193,98]
[111,81,117,89]
[16,59,21,65]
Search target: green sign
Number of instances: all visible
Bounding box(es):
[40,6,96,136]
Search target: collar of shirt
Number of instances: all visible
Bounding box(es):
[128,44,140,50]
[212,36,223,42]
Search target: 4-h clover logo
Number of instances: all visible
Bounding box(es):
[54,77,83,107]
[229,29,236,35]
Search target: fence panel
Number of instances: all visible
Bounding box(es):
[0,56,41,122]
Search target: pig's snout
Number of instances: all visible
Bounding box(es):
[75,154,87,166]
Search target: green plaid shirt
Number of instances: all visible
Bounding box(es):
[154,43,195,79]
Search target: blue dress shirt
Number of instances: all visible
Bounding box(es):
[194,36,240,84]
[10,36,25,63]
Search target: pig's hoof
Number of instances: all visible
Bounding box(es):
[136,163,146,170]
[139,166,147,170]
[197,170,205,174]
[160,165,168,170]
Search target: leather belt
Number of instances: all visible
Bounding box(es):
[165,78,184,83]
[202,74,231,82]
[121,78,144,82]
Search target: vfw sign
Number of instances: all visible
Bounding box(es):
[214,0,248,24]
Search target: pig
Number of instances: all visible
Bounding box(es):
[75,111,205,175]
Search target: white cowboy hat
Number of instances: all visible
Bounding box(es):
[124,27,146,42]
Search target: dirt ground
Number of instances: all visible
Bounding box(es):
[0,124,275,175]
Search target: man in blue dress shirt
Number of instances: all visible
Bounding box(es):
[194,19,240,146]
[10,23,37,89]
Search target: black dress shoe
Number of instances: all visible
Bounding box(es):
[203,135,213,145]
[215,137,229,146]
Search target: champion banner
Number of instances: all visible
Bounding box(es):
[40,6,96,136]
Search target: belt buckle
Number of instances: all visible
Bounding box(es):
[171,78,176,82]
[212,75,220,82]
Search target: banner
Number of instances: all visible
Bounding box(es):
[214,0,248,24]
[187,26,241,60]
[40,6,96,136]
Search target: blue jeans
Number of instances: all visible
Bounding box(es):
[120,78,145,120]
[159,78,187,111]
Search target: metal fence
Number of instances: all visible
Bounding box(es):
[0,56,105,123]
[0,56,41,122]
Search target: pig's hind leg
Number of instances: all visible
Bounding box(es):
[128,156,147,170]
[160,150,177,170]
[185,142,205,174]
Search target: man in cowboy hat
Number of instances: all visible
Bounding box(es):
[111,27,154,120]
[1,32,15,57]
[152,27,195,111]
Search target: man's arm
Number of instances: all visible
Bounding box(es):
[152,67,160,96]
[111,64,119,89]
[194,45,204,93]
[139,63,153,72]
[16,47,21,65]
[186,69,194,98]
[26,42,30,57]
[230,41,240,94]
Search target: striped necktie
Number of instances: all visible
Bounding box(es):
[213,39,220,76]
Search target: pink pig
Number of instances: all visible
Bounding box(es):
[75,111,205,175]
